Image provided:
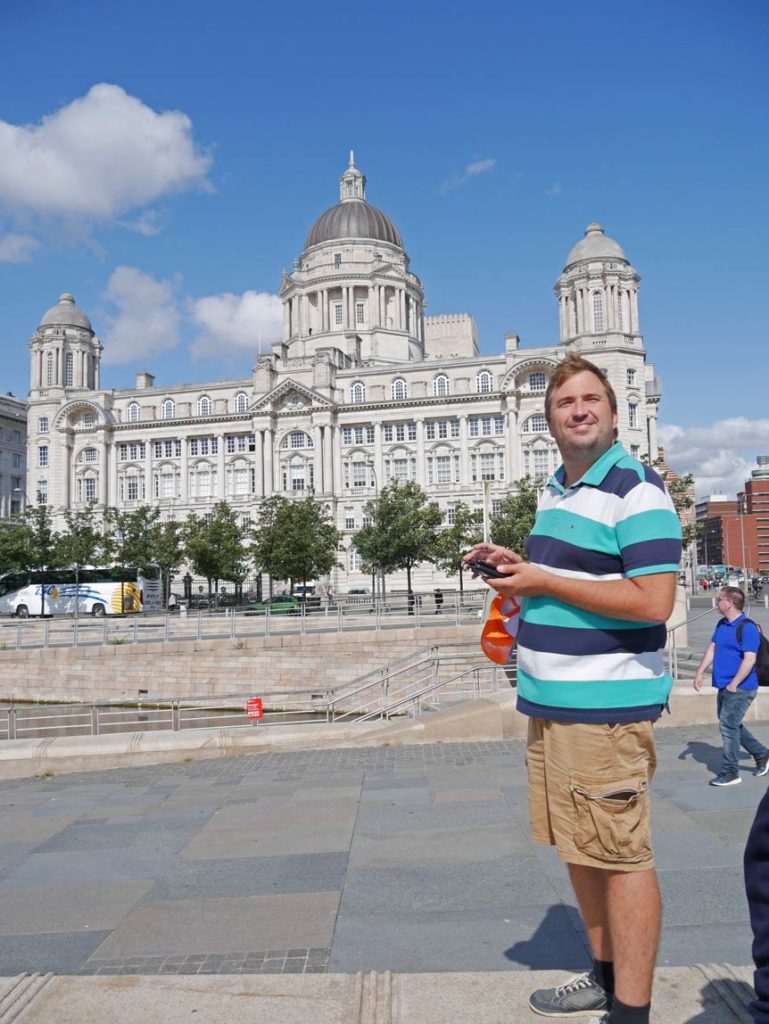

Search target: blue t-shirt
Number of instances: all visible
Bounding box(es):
[711,615,760,690]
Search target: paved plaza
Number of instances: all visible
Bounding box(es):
[0,725,765,980]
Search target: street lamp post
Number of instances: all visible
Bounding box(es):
[365,460,384,604]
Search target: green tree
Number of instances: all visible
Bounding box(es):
[149,519,187,604]
[15,505,64,616]
[59,502,106,620]
[354,481,443,598]
[184,502,250,601]
[489,477,540,557]
[250,495,289,595]
[656,464,697,549]
[269,495,340,592]
[103,506,161,612]
[433,501,484,600]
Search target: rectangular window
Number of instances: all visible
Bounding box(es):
[480,453,495,481]
[469,420,479,438]
[354,426,364,444]
[84,477,97,501]
[38,417,49,433]
[127,478,139,501]
[395,424,405,442]
[446,505,456,525]
[334,253,342,268]
[407,423,417,441]
[426,422,435,440]
[12,454,21,469]
[190,439,198,456]
[366,426,375,444]
[38,446,48,467]
[334,304,343,326]
[627,368,636,386]
[352,462,367,488]
[345,509,355,530]
[533,450,549,476]
[451,419,460,437]
[393,458,409,482]
[36,480,48,504]
[356,302,365,324]
[12,430,22,445]
[384,425,393,442]
[438,421,448,439]
[83,448,98,463]
[197,471,211,497]
[81,412,96,427]
[628,404,638,429]
[630,445,640,458]
[436,456,452,484]
[494,416,504,435]
[342,427,353,444]
[161,473,175,497]
[226,436,236,454]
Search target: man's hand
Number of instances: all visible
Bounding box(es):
[726,681,740,693]
[693,673,703,692]
[463,543,522,570]
[486,561,552,597]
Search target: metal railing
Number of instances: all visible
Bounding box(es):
[0,641,510,742]
[0,594,487,652]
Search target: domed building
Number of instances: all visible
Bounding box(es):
[23,157,663,592]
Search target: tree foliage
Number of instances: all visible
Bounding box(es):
[184,502,250,596]
[262,495,340,590]
[489,477,540,557]
[655,463,696,549]
[432,501,483,597]
[250,495,290,583]
[354,481,444,594]
[103,506,160,570]
[8,505,65,616]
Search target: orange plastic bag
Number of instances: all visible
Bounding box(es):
[480,592,521,665]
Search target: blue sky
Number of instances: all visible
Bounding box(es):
[1,0,767,495]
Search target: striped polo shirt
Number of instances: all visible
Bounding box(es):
[516,443,682,724]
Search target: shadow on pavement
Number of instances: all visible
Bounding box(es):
[684,977,755,1024]
[504,904,590,971]
[678,740,723,774]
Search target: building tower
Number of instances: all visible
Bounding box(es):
[278,154,426,367]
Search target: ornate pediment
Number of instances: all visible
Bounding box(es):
[252,378,334,415]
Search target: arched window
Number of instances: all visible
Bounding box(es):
[161,399,175,419]
[127,402,140,423]
[350,382,366,404]
[391,377,407,401]
[593,292,604,332]
[476,370,493,394]
[524,414,549,434]
[234,392,248,413]
[281,431,313,449]
[197,395,211,416]
[46,352,54,386]
[433,374,450,397]
[528,372,546,391]
[80,447,98,463]
[65,351,74,387]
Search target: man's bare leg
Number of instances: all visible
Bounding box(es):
[568,863,661,1006]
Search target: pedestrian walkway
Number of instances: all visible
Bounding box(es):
[0,726,766,1021]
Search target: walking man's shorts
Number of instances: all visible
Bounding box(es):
[527,719,657,871]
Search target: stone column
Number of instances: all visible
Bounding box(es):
[506,401,520,481]
[254,430,264,497]
[333,426,343,496]
[217,433,225,499]
[415,418,425,485]
[312,424,323,492]
[459,415,469,484]
[369,286,377,327]
[99,437,109,506]
[399,289,406,331]
[145,435,153,505]
[264,429,274,496]
[323,424,334,493]
[631,289,639,334]
[647,409,659,462]
[180,437,189,502]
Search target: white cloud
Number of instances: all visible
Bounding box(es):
[120,210,166,237]
[440,158,496,193]
[659,418,769,497]
[102,266,182,364]
[0,83,211,223]
[0,233,40,262]
[189,290,283,359]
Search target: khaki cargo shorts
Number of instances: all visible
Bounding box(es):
[527,717,657,871]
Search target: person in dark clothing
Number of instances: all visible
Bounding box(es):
[433,588,444,614]
[745,787,769,1024]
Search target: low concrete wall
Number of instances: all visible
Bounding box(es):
[0,624,481,704]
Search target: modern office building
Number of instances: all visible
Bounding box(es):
[25,156,663,590]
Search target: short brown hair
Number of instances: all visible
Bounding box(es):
[545,353,618,422]
[720,586,745,611]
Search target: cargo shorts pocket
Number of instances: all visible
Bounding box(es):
[571,775,651,863]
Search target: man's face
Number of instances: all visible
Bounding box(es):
[546,370,618,466]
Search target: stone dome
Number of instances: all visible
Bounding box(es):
[305,198,403,249]
[39,293,93,331]
[565,223,627,267]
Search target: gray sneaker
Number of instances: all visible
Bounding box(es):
[755,753,769,777]
[529,971,611,1017]
[709,772,741,786]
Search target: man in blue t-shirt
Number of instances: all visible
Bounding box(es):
[694,586,769,786]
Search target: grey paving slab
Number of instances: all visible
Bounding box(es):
[0,849,176,890]
[0,929,112,975]
[2,813,79,843]
[147,853,348,900]
[688,807,761,846]
[0,880,152,935]
[657,866,749,926]
[34,820,198,855]
[93,892,341,958]
[329,903,592,973]
[180,822,354,860]
[354,799,509,835]
[0,841,41,874]
[657,922,756,967]
[340,858,559,915]
[348,824,532,868]
[651,825,743,870]
[358,786,432,805]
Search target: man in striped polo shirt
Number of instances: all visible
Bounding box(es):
[465,353,681,1024]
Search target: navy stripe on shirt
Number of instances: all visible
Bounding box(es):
[527,534,623,576]
[622,537,683,573]
[516,695,665,723]
[593,464,644,499]
[517,621,668,656]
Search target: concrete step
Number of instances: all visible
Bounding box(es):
[1,964,755,1024]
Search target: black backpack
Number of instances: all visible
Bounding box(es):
[736,618,769,687]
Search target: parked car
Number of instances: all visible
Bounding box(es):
[243,594,300,616]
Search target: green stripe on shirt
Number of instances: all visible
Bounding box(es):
[517,668,674,709]
[522,596,659,630]
[531,508,619,554]
[616,508,682,545]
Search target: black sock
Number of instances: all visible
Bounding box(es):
[609,996,651,1024]
[593,959,615,995]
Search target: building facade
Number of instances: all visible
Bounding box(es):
[695,455,769,579]
[25,156,663,590]
[0,394,27,520]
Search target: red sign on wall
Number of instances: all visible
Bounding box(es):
[246,698,264,720]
